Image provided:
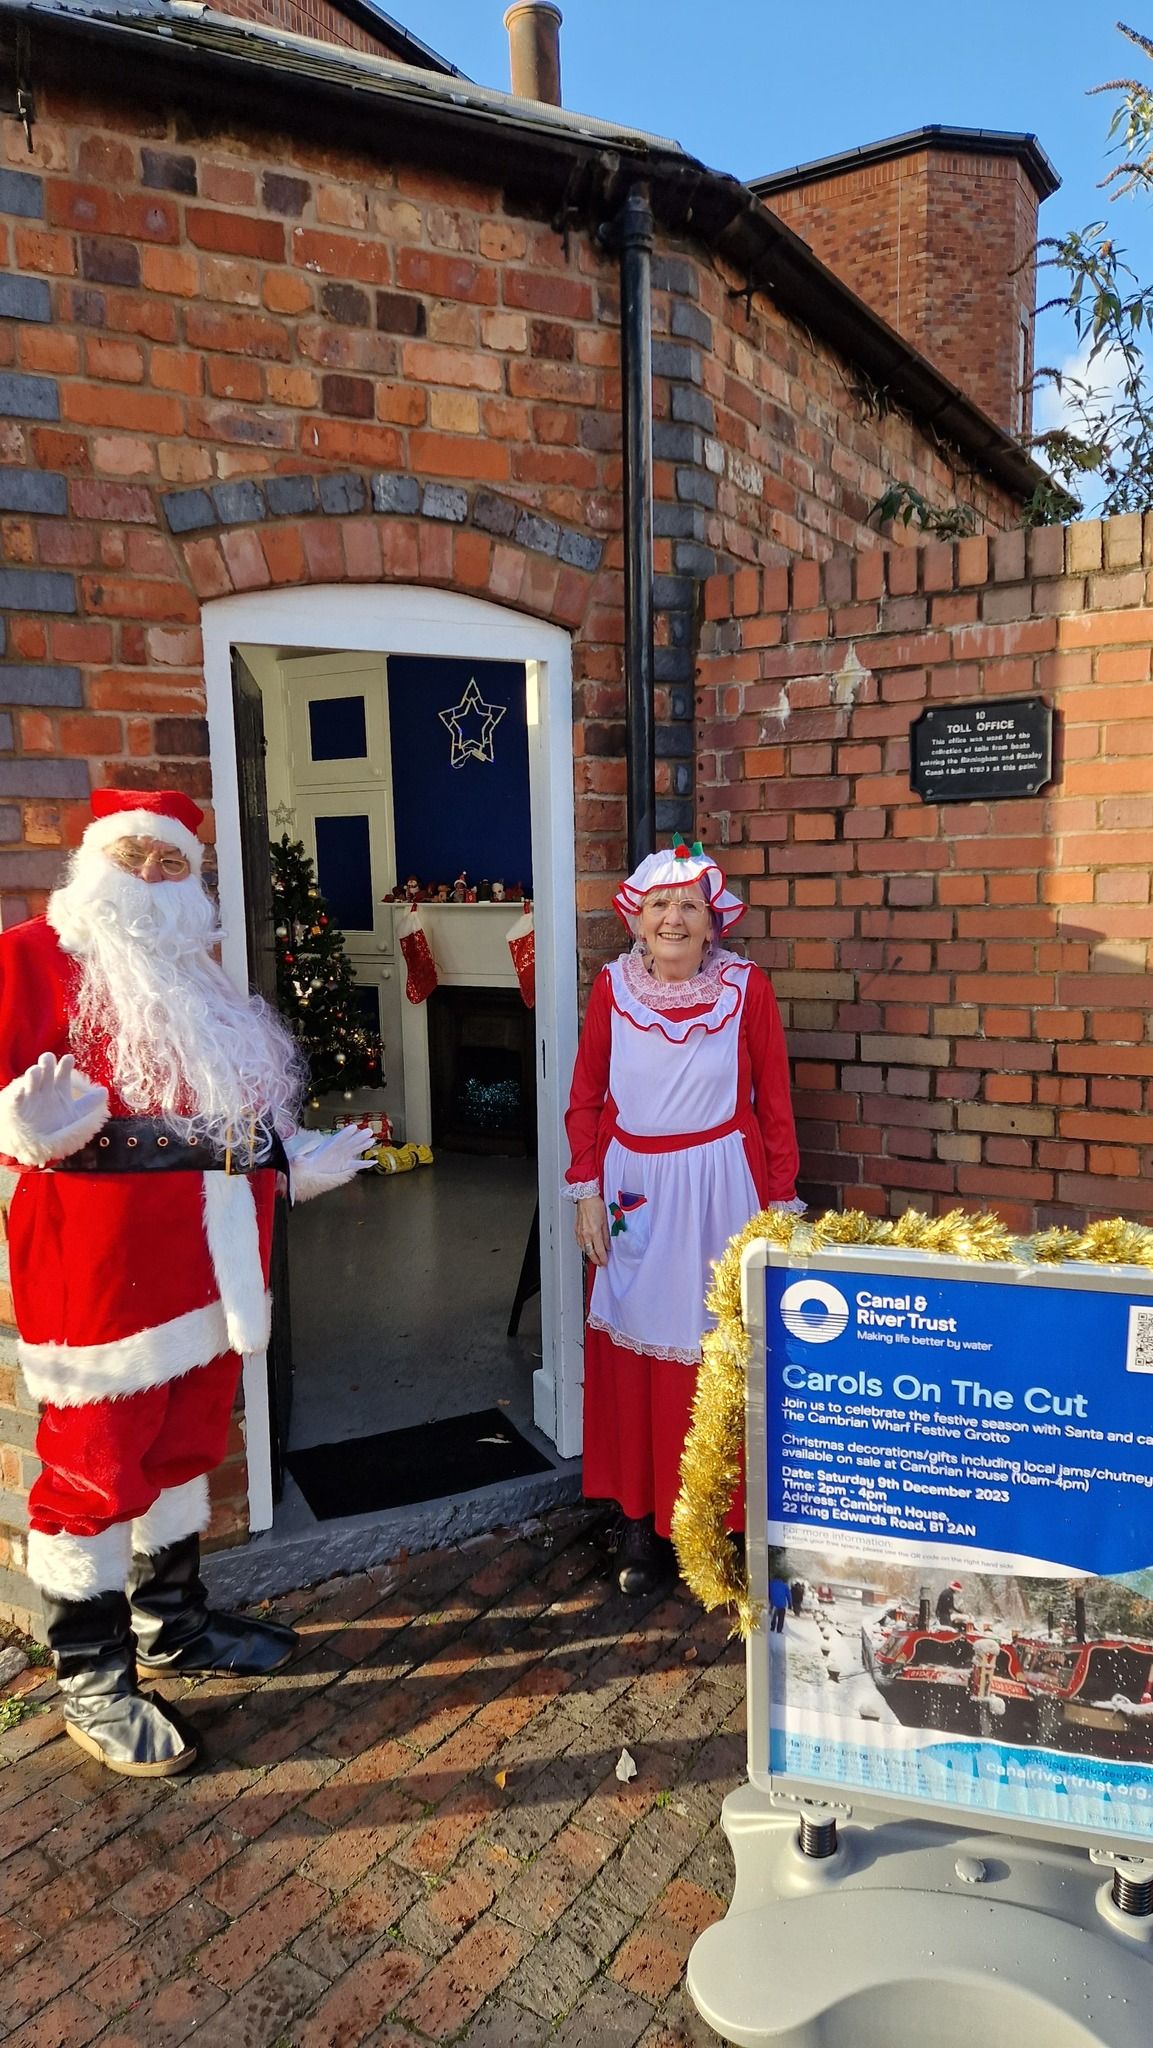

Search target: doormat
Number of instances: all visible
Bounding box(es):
[286,1406,553,1521]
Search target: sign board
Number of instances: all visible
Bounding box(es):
[909,696,1053,803]
[744,1242,1153,1852]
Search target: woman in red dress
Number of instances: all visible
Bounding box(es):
[564,842,801,1594]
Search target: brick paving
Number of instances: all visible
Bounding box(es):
[0,1508,743,2046]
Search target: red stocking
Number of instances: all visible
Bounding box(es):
[506,905,536,1009]
[397,906,438,1004]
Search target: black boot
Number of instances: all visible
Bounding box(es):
[616,1514,674,1597]
[129,1534,297,1676]
[43,1589,199,1777]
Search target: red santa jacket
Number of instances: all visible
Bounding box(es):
[0,917,276,1409]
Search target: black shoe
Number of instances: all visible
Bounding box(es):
[129,1534,298,1677]
[43,1589,198,1778]
[616,1514,674,1597]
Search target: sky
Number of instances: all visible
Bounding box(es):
[406,1,1153,480]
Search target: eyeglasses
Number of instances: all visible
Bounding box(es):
[107,839,192,879]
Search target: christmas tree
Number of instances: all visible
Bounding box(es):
[269,834,384,1099]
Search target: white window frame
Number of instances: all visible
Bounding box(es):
[202,584,583,1534]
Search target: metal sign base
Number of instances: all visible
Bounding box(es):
[687,1784,1153,2048]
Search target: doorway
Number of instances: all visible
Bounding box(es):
[202,586,583,1540]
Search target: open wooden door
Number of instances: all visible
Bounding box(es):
[232,647,294,1502]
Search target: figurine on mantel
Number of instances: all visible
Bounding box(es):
[453,872,468,903]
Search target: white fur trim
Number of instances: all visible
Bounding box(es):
[132,1475,210,1555]
[202,1174,271,1355]
[0,1069,109,1168]
[19,1300,233,1406]
[26,1522,131,1600]
[82,810,203,869]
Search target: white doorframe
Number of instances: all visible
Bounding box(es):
[202,585,583,1535]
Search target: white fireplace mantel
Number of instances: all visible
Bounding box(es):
[393,902,524,1143]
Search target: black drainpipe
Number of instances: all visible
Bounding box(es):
[616,182,656,868]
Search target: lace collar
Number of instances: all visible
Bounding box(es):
[620,947,727,1011]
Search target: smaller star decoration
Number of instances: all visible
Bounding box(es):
[271,801,297,829]
[437,677,506,769]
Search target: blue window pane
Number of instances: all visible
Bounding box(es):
[315,814,374,931]
[309,694,367,761]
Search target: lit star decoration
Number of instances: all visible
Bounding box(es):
[437,677,506,769]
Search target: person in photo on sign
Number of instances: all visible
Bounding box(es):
[0,789,376,1778]
[564,841,801,1595]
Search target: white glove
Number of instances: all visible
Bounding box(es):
[284,1123,376,1204]
[0,1052,110,1167]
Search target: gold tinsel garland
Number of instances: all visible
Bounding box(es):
[670,1208,1153,1637]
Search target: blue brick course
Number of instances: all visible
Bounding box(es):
[421,483,468,523]
[0,375,59,422]
[370,473,419,516]
[0,275,51,323]
[212,480,267,526]
[0,169,43,219]
[0,759,90,797]
[318,473,366,516]
[0,570,76,613]
[266,474,319,517]
[0,665,83,707]
[0,471,67,517]
[160,490,215,534]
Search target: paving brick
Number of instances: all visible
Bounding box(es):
[554,1978,654,2046]
[395,1913,527,2038]
[291,1864,425,1980]
[291,1943,427,2047]
[172,1955,328,2048]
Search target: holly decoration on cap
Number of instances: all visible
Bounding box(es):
[672,838,706,860]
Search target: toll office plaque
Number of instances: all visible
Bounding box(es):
[910,696,1053,803]
[744,1243,1153,1851]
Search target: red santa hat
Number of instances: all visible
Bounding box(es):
[613,839,745,936]
[82,788,206,871]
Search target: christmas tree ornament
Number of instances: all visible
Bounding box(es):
[269,835,385,1096]
[397,903,438,1005]
[506,903,535,1009]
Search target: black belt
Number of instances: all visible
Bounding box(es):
[49,1116,289,1177]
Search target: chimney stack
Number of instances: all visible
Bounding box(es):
[752,129,1059,438]
[504,3,562,106]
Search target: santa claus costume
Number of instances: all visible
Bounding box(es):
[0,789,372,1775]
[564,842,801,1591]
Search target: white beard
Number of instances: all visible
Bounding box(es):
[47,848,304,1164]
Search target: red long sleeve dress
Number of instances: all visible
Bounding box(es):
[564,949,799,1535]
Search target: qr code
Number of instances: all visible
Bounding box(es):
[1126,1305,1153,1373]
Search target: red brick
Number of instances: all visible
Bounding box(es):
[188,208,285,261]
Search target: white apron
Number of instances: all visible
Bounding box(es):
[588,957,760,1365]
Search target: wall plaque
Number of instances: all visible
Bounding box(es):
[909,696,1054,804]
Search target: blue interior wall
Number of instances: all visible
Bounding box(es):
[387,656,532,892]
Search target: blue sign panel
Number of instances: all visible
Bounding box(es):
[750,1249,1153,1848]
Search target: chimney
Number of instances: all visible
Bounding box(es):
[751,128,1059,438]
[504,2,562,106]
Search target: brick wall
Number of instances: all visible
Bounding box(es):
[0,73,1029,1612]
[763,146,1042,437]
[205,0,426,59]
[698,513,1153,1233]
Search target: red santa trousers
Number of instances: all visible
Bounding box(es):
[582,1324,743,1539]
[28,1350,242,1540]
